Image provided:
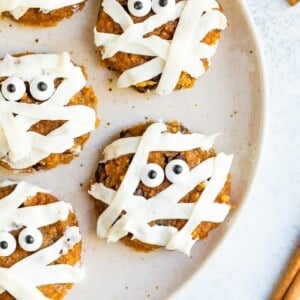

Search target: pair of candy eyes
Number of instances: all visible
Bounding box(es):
[128,0,175,17]
[140,159,189,187]
[0,228,43,257]
[0,76,55,102]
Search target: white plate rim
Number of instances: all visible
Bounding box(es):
[168,0,268,297]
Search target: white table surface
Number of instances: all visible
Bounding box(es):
[173,1,300,299]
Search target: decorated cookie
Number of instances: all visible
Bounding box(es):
[0,52,98,172]
[0,180,84,300]
[89,121,233,255]
[94,0,227,95]
[0,1,86,26]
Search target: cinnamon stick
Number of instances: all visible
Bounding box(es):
[272,246,300,300]
[283,269,300,300]
[288,0,299,5]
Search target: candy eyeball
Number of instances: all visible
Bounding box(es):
[140,163,165,187]
[128,0,152,17]
[18,228,43,252]
[0,232,16,257]
[30,76,55,101]
[152,0,176,15]
[165,159,189,184]
[0,77,26,101]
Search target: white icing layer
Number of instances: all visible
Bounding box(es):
[89,122,233,255]
[0,53,96,169]
[0,180,71,232]
[101,131,217,162]
[0,181,84,299]
[94,0,227,94]
[0,0,85,20]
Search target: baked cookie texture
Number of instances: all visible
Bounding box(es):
[0,180,84,300]
[89,121,233,255]
[0,52,99,172]
[94,0,227,95]
[0,1,86,26]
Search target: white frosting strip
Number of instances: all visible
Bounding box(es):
[0,102,94,121]
[0,53,80,79]
[95,0,227,94]
[89,182,115,205]
[156,0,220,95]
[118,57,164,89]
[0,269,49,300]
[0,227,83,299]
[101,0,133,30]
[89,122,233,255]
[33,265,84,285]
[14,202,72,229]
[27,132,74,153]
[0,0,85,19]
[0,112,30,162]
[0,181,70,231]
[0,53,96,169]
[102,132,217,162]
[0,181,48,231]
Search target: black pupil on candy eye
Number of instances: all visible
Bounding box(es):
[25,235,35,244]
[159,0,168,7]
[37,82,47,92]
[148,170,157,179]
[0,241,8,249]
[134,1,143,10]
[173,165,183,174]
[7,84,16,93]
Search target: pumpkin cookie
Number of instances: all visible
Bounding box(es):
[89,121,233,255]
[0,1,86,27]
[0,52,98,172]
[0,180,84,300]
[94,0,227,95]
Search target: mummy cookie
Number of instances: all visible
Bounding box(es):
[0,52,98,172]
[0,1,86,27]
[89,121,233,255]
[94,0,227,95]
[0,180,84,300]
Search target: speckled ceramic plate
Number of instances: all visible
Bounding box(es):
[0,0,266,299]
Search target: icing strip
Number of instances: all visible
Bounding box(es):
[0,53,84,83]
[0,181,71,231]
[0,53,96,169]
[89,122,233,255]
[0,0,85,20]
[94,0,227,94]
[101,0,133,30]
[156,0,224,95]
[101,131,218,162]
[118,57,164,89]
